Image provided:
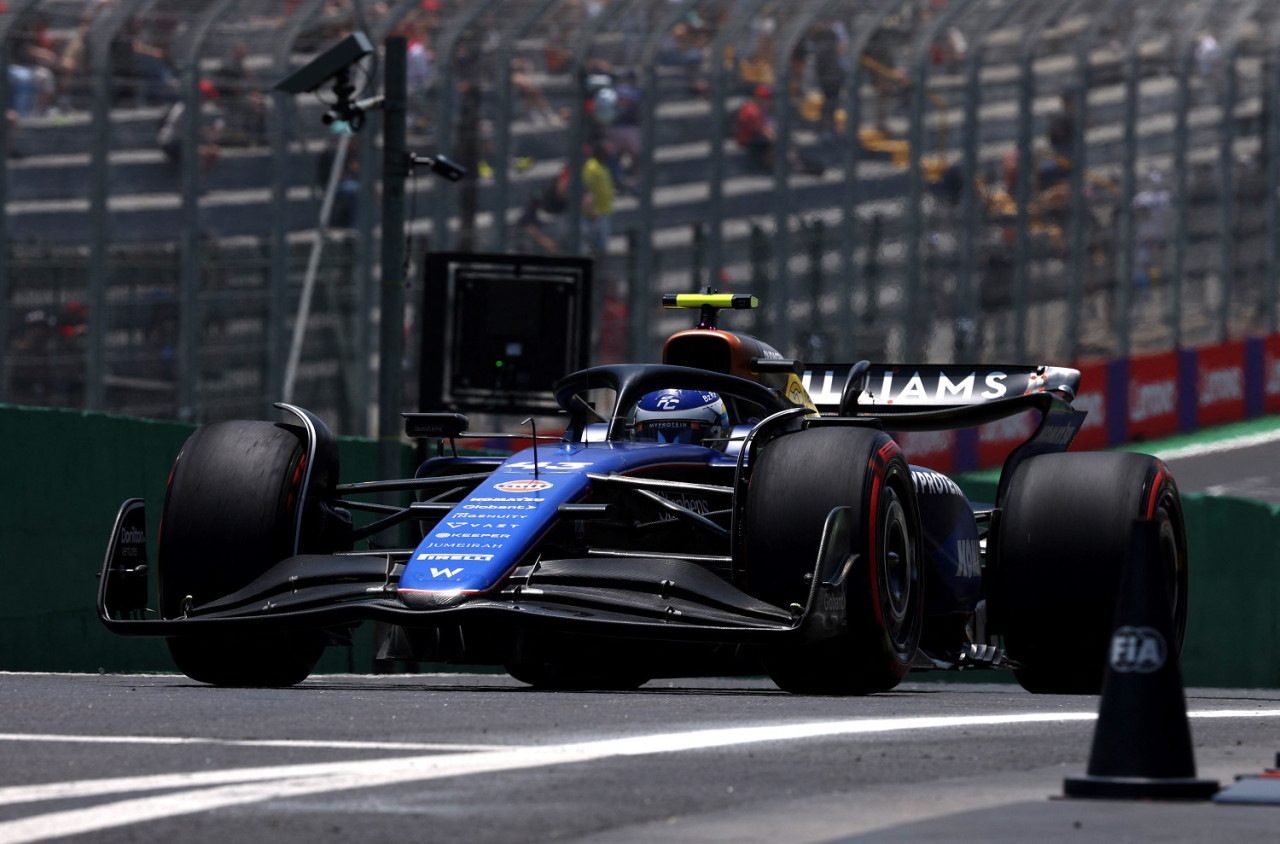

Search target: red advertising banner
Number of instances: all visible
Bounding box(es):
[975,408,1040,468]
[1264,334,1280,414]
[1070,359,1110,451]
[1195,340,1247,428]
[1126,350,1180,441]
[892,429,956,473]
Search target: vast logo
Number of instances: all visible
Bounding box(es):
[494,479,553,493]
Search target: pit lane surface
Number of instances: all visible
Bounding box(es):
[1111,415,1280,503]
[3,673,1280,843]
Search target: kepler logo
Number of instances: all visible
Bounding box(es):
[1109,625,1167,674]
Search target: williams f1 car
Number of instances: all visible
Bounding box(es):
[99,293,1188,694]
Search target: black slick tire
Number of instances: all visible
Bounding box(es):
[158,420,326,687]
[993,451,1188,695]
[744,427,923,695]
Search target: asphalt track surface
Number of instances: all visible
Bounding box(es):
[3,673,1280,844]
[1131,415,1280,503]
[7,419,1280,842]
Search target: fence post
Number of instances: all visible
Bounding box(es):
[750,221,771,335]
[691,222,706,291]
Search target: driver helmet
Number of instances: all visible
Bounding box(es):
[632,389,728,445]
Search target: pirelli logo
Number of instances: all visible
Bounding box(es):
[416,553,494,562]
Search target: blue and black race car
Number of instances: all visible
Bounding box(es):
[99,293,1188,694]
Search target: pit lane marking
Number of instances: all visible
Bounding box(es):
[3,709,1280,844]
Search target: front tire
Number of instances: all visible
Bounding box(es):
[158,420,327,687]
[993,451,1188,695]
[744,427,923,695]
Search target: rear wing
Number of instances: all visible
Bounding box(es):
[801,363,1081,415]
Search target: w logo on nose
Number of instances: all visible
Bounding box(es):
[430,567,464,578]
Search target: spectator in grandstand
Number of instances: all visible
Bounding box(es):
[401,15,433,131]
[5,107,21,159]
[56,7,96,109]
[512,57,559,125]
[111,15,177,106]
[863,26,905,135]
[9,14,58,117]
[606,68,642,191]
[734,84,779,173]
[582,142,615,256]
[1046,88,1078,160]
[1194,32,1221,105]
[657,19,709,97]
[1132,169,1171,299]
[156,80,224,179]
[212,41,265,147]
[516,164,570,254]
[809,21,848,141]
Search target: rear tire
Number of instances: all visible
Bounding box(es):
[993,452,1187,695]
[158,420,326,687]
[744,427,923,695]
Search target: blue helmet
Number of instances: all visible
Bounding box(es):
[632,389,728,445]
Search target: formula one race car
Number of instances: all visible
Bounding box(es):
[99,292,1188,695]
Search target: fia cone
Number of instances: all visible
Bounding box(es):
[1062,518,1218,800]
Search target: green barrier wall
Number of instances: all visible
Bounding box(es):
[0,405,409,675]
[3,406,1275,687]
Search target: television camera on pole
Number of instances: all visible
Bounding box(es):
[274,33,464,485]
